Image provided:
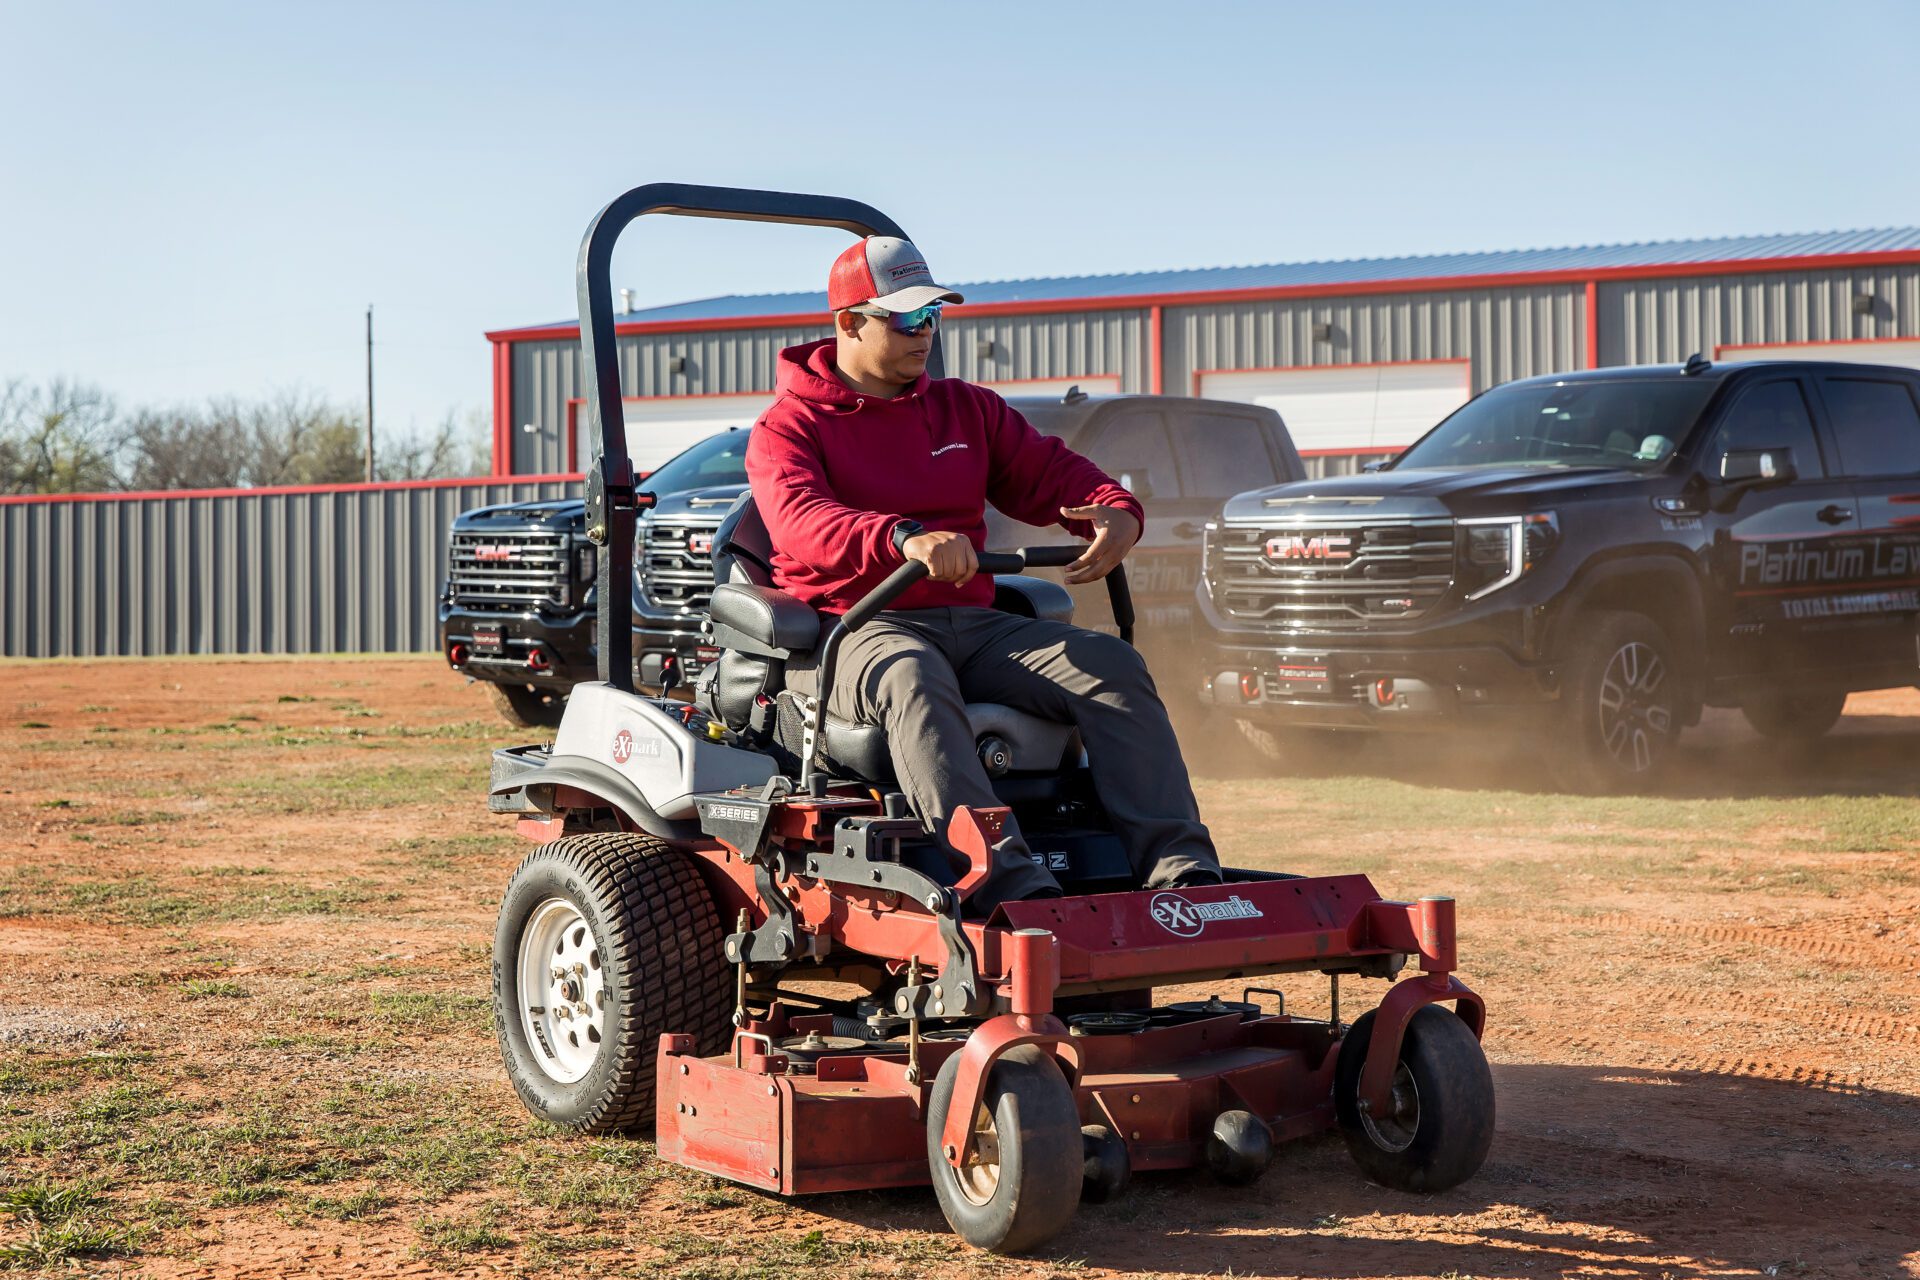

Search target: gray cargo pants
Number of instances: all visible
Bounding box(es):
[790,606,1219,913]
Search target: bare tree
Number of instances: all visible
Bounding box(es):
[122,405,247,490]
[375,408,491,481]
[119,390,368,489]
[0,379,122,494]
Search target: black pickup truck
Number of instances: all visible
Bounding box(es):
[439,431,750,726]
[1198,357,1920,788]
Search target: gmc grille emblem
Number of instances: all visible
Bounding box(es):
[474,545,518,562]
[1264,534,1353,562]
[687,532,714,555]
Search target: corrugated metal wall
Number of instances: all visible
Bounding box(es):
[1163,284,1587,397]
[942,310,1149,393]
[1597,265,1920,365]
[512,326,829,474]
[1,478,579,658]
[511,311,1152,473]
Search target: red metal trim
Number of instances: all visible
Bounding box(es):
[484,249,1920,345]
[1584,279,1600,369]
[491,338,512,477]
[1714,333,1920,358]
[0,472,587,507]
[1189,356,1472,401]
[1148,304,1164,395]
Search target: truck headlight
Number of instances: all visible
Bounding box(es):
[1457,512,1557,600]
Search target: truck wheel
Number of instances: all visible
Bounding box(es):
[1550,611,1678,791]
[926,1046,1083,1254]
[1741,690,1847,741]
[493,833,732,1134]
[1333,1005,1494,1193]
[489,682,566,729]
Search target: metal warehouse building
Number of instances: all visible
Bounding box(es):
[484,227,1920,477]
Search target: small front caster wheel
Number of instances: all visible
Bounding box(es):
[926,1046,1083,1253]
[1333,1005,1495,1192]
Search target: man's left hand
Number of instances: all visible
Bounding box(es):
[1060,505,1142,585]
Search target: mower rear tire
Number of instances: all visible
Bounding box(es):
[488,682,566,729]
[492,833,731,1135]
[1741,689,1847,741]
[1333,1005,1494,1193]
[926,1046,1083,1254]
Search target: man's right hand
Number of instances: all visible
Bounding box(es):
[902,530,978,586]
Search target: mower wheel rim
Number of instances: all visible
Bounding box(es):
[517,897,608,1085]
[954,1099,1002,1206]
[1360,1061,1421,1153]
[1596,640,1671,772]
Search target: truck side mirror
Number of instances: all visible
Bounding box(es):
[1719,447,1797,488]
[1712,447,1797,511]
[1118,469,1156,501]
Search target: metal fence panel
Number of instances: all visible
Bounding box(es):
[1,478,580,658]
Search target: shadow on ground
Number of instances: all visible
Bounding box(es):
[806,1061,1920,1278]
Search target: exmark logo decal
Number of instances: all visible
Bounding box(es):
[1265,534,1352,563]
[1148,892,1265,937]
[610,729,661,765]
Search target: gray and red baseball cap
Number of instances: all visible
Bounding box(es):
[828,236,965,313]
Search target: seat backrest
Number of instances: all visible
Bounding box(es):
[713,493,775,588]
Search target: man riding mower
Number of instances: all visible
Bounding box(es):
[485,183,1496,1255]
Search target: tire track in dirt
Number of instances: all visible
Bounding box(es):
[1548,911,1920,976]
[1604,984,1920,1048]
[1502,1030,1877,1092]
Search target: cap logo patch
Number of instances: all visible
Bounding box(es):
[888,261,928,280]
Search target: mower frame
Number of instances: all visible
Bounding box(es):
[493,180,1491,1242]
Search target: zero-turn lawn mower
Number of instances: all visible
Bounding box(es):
[487,183,1495,1254]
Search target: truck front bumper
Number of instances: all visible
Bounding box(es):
[439,605,596,693]
[1202,638,1560,731]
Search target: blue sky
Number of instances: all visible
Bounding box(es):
[3,0,1917,447]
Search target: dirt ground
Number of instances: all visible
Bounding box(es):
[1,656,1916,1279]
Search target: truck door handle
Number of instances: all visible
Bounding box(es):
[1173,522,1203,539]
[1816,505,1854,525]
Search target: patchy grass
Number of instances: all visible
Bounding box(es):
[0,1178,141,1270]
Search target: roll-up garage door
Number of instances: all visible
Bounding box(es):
[582,394,775,471]
[1716,339,1920,372]
[1196,361,1471,453]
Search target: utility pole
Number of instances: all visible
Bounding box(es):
[364,305,375,483]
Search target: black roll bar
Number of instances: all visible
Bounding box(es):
[573,183,945,690]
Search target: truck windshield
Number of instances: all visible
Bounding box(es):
[639,429,750,495]
[1392,379,1717,472]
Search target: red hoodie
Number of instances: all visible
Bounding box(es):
[745,339,1143,615]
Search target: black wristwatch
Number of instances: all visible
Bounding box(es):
[890,519,924,557]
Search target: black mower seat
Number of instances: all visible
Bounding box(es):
[698,496,1083,786]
